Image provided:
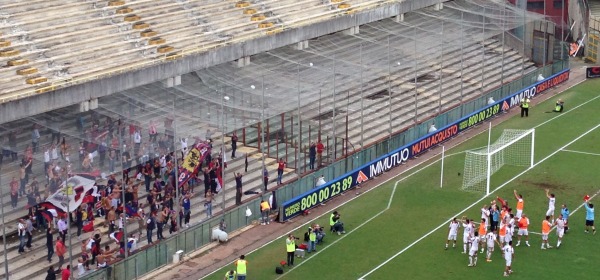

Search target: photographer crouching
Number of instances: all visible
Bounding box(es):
[330,211,346,235]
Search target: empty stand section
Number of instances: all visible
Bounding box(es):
[0,0,430,100]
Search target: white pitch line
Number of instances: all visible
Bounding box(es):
[528,189,600,235]
[358,123,600,280]
[275,156,454,278]
[203,76,597,280]
[561,149,600,157]
[275,210,390,279]
[200,146,437,279]
[199,183,382,280]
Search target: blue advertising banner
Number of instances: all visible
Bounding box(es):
[280,69,570,221]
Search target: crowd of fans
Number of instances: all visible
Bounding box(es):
[2,113,237,279]
[2,111,328,279]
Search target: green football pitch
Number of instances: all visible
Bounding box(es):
[205,78,600,280]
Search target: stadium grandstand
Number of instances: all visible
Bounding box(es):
[0,0,569,279]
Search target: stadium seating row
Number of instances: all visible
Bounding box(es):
[0,0,387,100]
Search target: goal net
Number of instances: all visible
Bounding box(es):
[462,129,535,194]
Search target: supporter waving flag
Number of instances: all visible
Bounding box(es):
[42,176,98,213]
[178,142,211,186]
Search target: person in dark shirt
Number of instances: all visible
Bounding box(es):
[235,173,243,205]
[45,265,56,280]
[309,142,316,170]
[231,132,238,158]
[76,208,84,239]
[122,146,132,169]
[46,227,54,263]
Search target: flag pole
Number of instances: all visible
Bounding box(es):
[0,167,9,280]
[440,146,445,189]
[118,116,127,259]
[173,95,181,229]
[67,180,72,275]
[221,91,227,215]
[486,122,492,195]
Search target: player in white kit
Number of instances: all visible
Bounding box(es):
[446,218,460,249]
[481,204,490,227]
[462,217,473,254]
[502,241,515,277]
[545,189,556,223]
[468,232,480,267]
[508,214,516,236]
[504,224,513,244]
[554,214,566,248]
[485,231,501,262]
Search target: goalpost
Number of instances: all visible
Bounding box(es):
[462,128,535,195]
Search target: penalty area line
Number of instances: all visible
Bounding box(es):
[560,149,600,157]
[357,123,600,280]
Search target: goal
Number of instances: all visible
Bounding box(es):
[462,129,535,194]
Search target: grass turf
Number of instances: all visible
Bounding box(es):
[206,78,600,280]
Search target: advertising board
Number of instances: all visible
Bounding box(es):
[280,69,570,221]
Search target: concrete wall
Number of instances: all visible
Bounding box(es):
[501,23,535,58]
[0,0,448,125]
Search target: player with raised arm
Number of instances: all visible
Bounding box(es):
[515,214,530,247]
[545,189,556,223]
[468,232,480,267]
[502,241,515,277]
[513,190,524,219]
[481,204,490,228]
[461,217,473,254]
[445,217,460,250]
[541,216,553,249]
[485,230,501,263]
[554,214,566,248]
[497,196,509,211]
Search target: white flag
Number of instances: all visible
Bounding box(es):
[45,176,97,213]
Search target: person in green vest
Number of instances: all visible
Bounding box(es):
[553,99,564,112]
[286,234,297,266]
[330,211,345,235]
[520,97,531,117]
[307,227,317,253]
[234,255,247,280]
[224,270,237,280]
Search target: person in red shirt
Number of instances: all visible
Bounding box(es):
[316,141,325,168]
[61,265,70,280]
[10,177,19,209]
[277,158,286,185]
[56,237,67,270]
